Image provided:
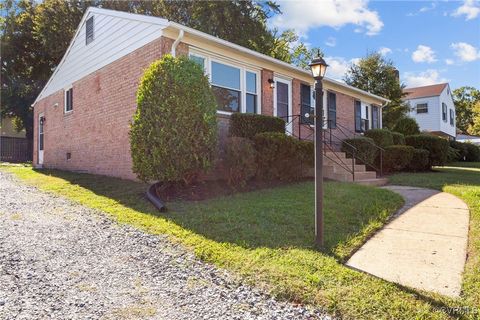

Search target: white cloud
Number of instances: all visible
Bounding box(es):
[445,59,455,65]
[403,69,448,87]
[411,45,437,63]
[270,0,383,37]
[325,37,336,47]
[452,0,480,20]
[378,47,392,56]
[324,56,358,81]
[407,2,437,16]
[451,42,480,62]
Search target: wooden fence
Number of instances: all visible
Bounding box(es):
[0,136,32,163]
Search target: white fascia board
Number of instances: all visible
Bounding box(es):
[167,21,390,105]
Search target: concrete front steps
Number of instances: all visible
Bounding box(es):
[323,151,388,186]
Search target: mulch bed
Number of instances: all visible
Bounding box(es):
[155,178,313,202]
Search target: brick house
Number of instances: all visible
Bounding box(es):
[33,7,389,181]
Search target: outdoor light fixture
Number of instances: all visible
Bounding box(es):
[309,56,328,80]
[309,54,328,248]
[268,78,275,89]
[40,117,46,125]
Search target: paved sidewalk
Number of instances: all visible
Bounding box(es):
[347,185,470,297]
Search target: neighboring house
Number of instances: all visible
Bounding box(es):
[403,83,456,139]
[32,7,389,180]
[457,134,480,145]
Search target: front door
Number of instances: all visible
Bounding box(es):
[274,77,292,134]
[38,113,44,165]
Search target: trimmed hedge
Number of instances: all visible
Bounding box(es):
[391,132,405,145]
[298,140,314,167]
[464,143,480,161]
[364,129,394,148]
[408,148,430,172]
[341,137,378,165]
[130,55,217,184]
[449,141,480,162]
[229,113,285,139]
[393,117,420,136]
[405,134,449,166]
[383,145,415,172]
[253,132,304,181]
[224,137,257,187]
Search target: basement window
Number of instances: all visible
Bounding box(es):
[86,16,94,45]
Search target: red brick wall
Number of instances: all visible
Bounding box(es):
[261,69,274,116]
[33,36,186,180]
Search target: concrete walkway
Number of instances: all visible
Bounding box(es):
[347,186,470,297]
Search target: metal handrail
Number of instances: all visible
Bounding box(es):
[325,119,384,176]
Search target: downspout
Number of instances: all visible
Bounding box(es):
[171,29,184,57]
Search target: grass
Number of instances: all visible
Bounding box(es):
[390,162,480,314]
[2,164,473,319]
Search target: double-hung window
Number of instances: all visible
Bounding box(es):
[190,51,260,114]
[65,87,73,113]
[417,103,428,114]
[327,91,336,129]
[245,71,257,113]
[450,109,454,126]
[354,100,362,132]
[442,103,447,122]
[371,105,380,129]
[211,61,241,113]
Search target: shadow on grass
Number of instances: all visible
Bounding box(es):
[31,168,402,258]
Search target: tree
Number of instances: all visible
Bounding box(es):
[469,100,480,136]
[344,52,410,129]
[452,86,480,134]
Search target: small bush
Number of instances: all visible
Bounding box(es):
[130,55,217,184]
[447,146,461,163]
[391,132,405,145]
[405,134,449,166]
[341,137,378,165]
[450,140,468,161]
[393,117,420,136]
[364,129,394,148]
[229,113,285,139]
[464,143,480,162]
[253,132,302,181]
[383,145,415,172]
[408,149,430,171]
[224,137,257,187]
[449,141,480,162]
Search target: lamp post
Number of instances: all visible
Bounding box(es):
[309,56,328,247]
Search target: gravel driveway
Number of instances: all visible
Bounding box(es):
[0,171,328,320]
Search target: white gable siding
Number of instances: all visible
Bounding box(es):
[405,86,456,137]
[36,10,168,101]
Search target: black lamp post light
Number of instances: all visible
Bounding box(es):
[308,55,328,247]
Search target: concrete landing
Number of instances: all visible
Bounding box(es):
[346,186,470,297]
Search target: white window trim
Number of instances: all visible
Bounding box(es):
[273,76,292,134]
[64,85,73,114]
[189,48,262,116]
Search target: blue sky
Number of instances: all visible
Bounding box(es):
[269,0,480,90]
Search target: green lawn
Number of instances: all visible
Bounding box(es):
[2,164,472,319]
[390,162,480,313]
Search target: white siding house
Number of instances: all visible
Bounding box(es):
[403,83,456,138]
